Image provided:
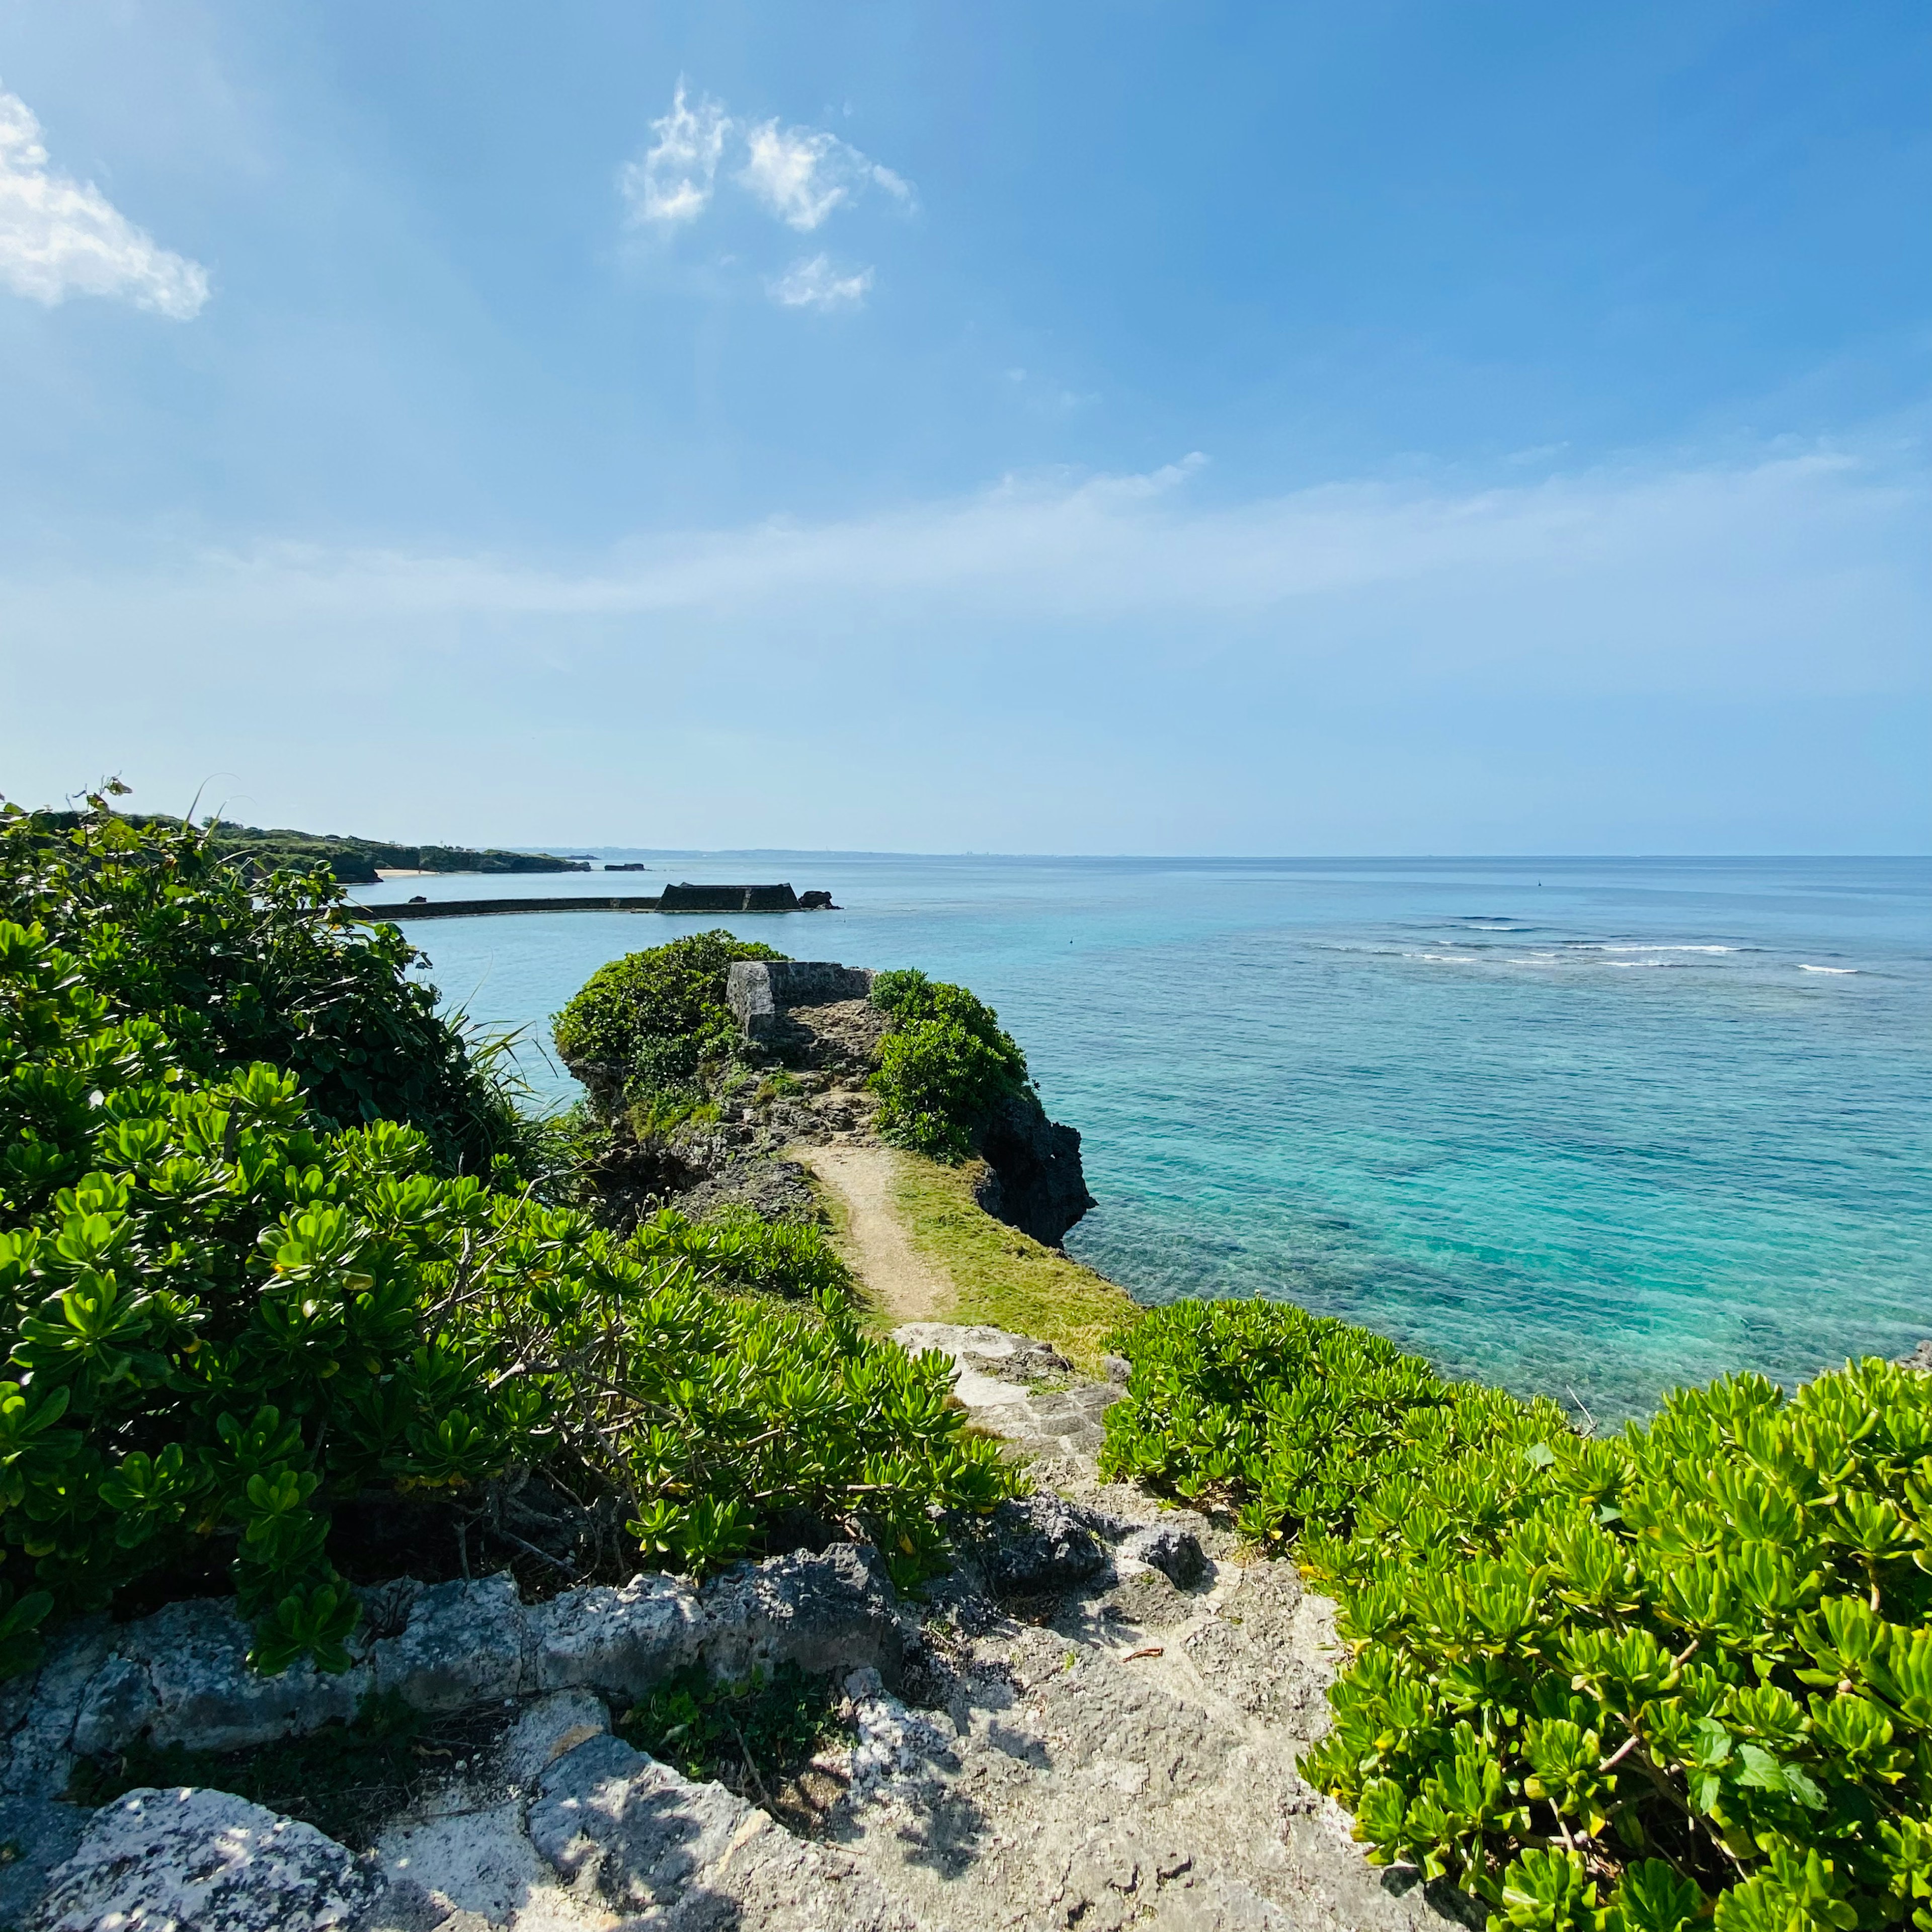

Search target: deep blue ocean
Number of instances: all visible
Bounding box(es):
[381,855,1931,1423]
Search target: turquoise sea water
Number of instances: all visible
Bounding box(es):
[385,855,1931,1422]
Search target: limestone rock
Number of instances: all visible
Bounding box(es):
[70,1653,159,1757]
[502,1688,610,1786]
[137,1598,370,1754]
[0,1623,118,1925]
[893,1322,1124,1461]
[528,1731,757,1909]
[28,1786,384,1932]
[529,1729,910,1930]
[525,1569,701,1699]
[698,1543,905,1688]
[371,1576,524,1712]
[1120,1522,1207,1587]
[980,1494,1109,1596]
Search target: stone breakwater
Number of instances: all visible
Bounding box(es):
[2,1326,1474,1932]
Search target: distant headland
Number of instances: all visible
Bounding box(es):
[45,811,591,884]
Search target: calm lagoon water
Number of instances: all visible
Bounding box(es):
[381,855,1931,1422]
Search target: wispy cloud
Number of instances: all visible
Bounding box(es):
[25,441,1922,702]
[6,438,1924,850]
[618,80,730,225]
[738,119,912,231]
[617,83,911,308]
[770,253,873,310]
[0,83,208,317]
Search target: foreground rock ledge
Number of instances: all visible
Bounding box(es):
[4,1327,1471,1932]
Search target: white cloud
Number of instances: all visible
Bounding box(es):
[22,441,1922,706]
[738,123,846,230]
[0,84,208,317]
[617,84,913,315]
[770,253,873,310]
[736,115,913,230]
[5,437,1924,852]
[618,80,730,225]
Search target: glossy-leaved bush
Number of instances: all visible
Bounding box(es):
[1103,1300,1932,1932]
[0,914,545,1675]
[1,789,531,1178]
[629,1205,856,1304]
[502,1262,1016,1588]
[1,812,1020,1679]
[1097,1297,1557,1549]
[551,930,785,1103]
[867,969,1030,1161]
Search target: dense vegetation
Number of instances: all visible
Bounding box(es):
[868,968,1030,1161]
[1,790,535,1177]
[630,1205,856,1304]
[551,941,1034,1169]
[1102,1301,1932,1932]
[552,929,786,1103]
[0,798,1013,1680]
[99,813,586,886]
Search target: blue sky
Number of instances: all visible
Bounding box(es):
[1,1,1927,852]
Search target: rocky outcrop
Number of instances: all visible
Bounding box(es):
[721,958,1093,1244]
[2,1547,901,1790]
[5,1323,1473,1932]
[895,1322,1122,1461]
[526,1719,909,1928]
[727,960,876,1042]
[974,1088,1097,1246]
[29,1787,386,1932]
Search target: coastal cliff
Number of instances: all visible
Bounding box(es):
[563,948,1097,1251]
[972,1088,1097,1247]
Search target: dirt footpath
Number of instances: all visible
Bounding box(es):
[792,1142,953,1326]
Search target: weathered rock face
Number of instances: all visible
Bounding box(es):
[759,996,890,1077]
[1119,1520,1208,1587]
[29,1787,385,1932]
[526,1730,913,1929]
[726,961,876,1043]
[974,1495,1110,1596]
[894,1322,1122,1461]
[973,1089,1097,1247]
[2,1547,901,1787]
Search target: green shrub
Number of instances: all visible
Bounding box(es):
[1,910,1008,1677]
[1097,1298,1556,1549]
[618,1660,842,1795]
[1102,1300,1932,1932]
[0,915,545,1675]
[552,931,786,1102]
[631,1206,855,1304]
[868,969,1030,1161]
[0,789,529,1177]
[491,1258,1018,1587]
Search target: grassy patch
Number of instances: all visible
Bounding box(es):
[618,1662,848,1833]
[888,1154,1137,1371]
